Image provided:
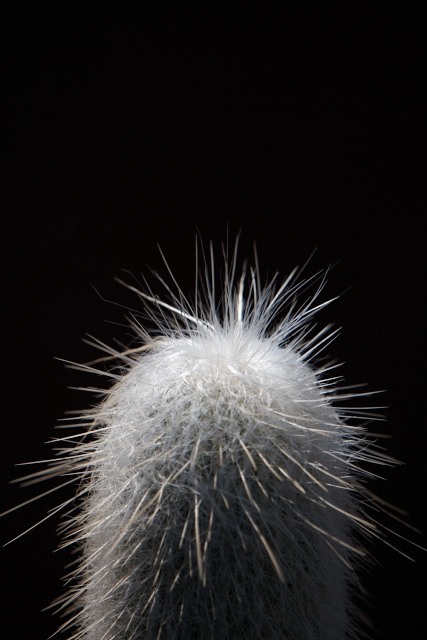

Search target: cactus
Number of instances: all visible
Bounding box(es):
[5,241,415,639]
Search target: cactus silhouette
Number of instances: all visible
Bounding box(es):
[5,241,417,639]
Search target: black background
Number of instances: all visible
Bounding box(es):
[2,4,426,638]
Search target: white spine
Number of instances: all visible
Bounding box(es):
[17,245,404,639]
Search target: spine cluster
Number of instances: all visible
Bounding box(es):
[12,246,407,639]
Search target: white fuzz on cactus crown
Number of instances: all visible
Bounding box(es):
[6,241,415,640]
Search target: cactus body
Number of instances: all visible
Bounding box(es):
[18,247,400,639]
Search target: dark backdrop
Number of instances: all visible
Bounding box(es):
[2,5,425,638]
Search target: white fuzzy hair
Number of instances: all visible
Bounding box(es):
[6,241,410,639]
